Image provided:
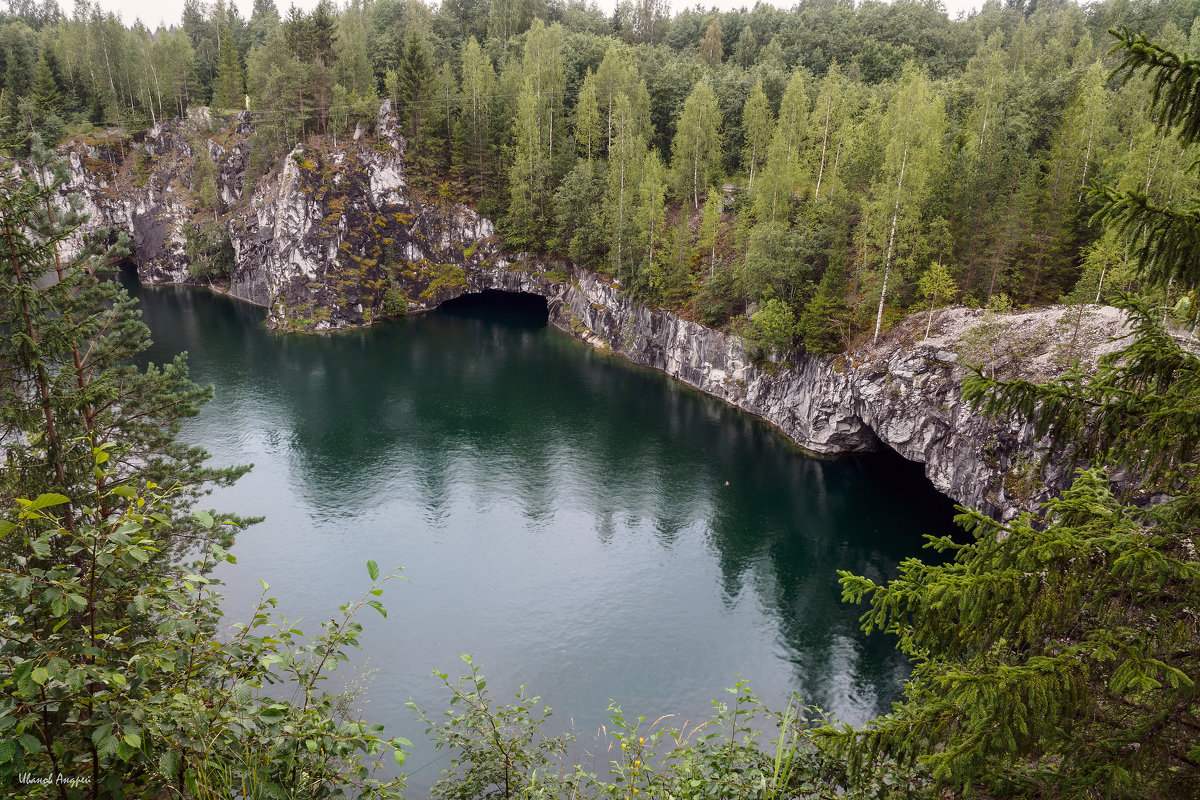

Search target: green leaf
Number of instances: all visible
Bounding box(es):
[13,663,36,697]
[97,735,120,760]
[367,559,380,581]
[123,732,142,749]
[0,717,15,733]
[24,493,70,511]
[31,667,49,686]
[192,510,214,529]
[393,748,407,767]
[0,519,15,537]
[158,749,179,780]
[367,600,387,618]
[10,575,32,599]
[0,739,14,764]
[110,485,137,499]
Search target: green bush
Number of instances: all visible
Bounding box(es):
[185,221,235,280]
[414,661,921,799]
[0,489,409,799]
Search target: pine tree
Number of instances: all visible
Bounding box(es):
[0,138,243,525]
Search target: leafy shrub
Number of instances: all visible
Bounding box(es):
[185,221,235,280]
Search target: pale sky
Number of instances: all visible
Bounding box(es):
[75,0,985,35]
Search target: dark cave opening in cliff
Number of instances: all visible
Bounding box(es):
[436,290,549,328]
[116,259,140,289]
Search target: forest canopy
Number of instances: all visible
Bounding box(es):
[4,0,1200,350]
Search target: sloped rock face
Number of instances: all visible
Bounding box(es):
[54,106,1127,515]
[59,103,508,331]
[545,274,1129,519]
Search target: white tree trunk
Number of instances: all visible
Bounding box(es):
[874,146,908,345]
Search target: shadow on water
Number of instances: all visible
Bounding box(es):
[130,283,962,792]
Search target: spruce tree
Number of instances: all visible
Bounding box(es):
[398,29,433,143]
[212,24,245,110]
[0,55,26,156]
[31,53,62,121]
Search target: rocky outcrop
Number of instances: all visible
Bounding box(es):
[53,106,1129,516]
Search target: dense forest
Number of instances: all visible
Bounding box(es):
[4,0,1200,352]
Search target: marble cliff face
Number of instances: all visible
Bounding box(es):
[56,103,1129,518]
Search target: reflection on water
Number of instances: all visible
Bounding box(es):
[134,284,958,792]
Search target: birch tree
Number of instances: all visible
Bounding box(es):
[459,37,494,197]
[741,81,772,192]
[574,68,601,162]
[607,94,646,283]
[867,64,946,344]
[754,68,808,224]
[670,81,721,210]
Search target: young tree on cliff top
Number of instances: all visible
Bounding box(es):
[829,30,1200,799]
[866,64,945,345]
[670,81,721,210]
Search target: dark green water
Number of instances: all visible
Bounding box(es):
[134,284,958,791]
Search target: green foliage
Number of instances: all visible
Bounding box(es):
[741,297,796,359]
[185,220,235,280]
[0,137,408,799]
[831,28,1200,800]
[212,25,245,111]
[918,261,957,339]
[0,138,236,518]
[830,469,1200,798]
[670,81,722,210]
[416,667,919,799]
[800,263,851,355]
[0,491,409,799]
